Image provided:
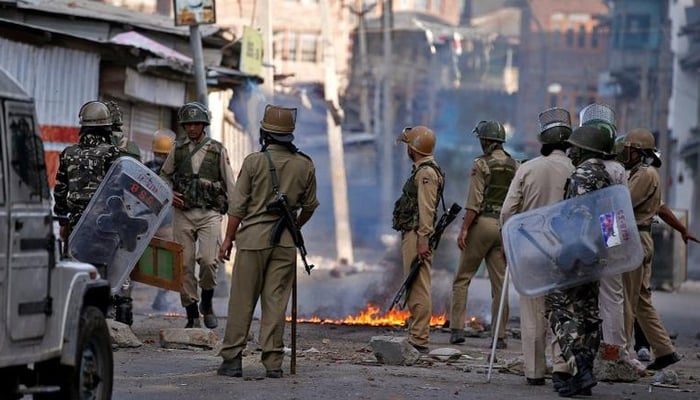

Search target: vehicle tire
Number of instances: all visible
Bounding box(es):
[35,306,113,400]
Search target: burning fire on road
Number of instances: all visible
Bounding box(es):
[287,303,447,327]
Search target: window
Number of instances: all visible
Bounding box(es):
[414,0,427,11]
[299,34,318,62]
[625,14,651,48]
[9,112,49,202]
[286,32,297,61]
[432,0,441,13]
[566,28,574,47]
[577,25,586,48]
[591,27,599,48]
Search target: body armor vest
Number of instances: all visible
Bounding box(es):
[64,142,117,223]
[173,140,228,214]
[480,154,517,217]
[392,161,444,232]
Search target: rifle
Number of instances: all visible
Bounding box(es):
[388,202,462,311]
[267,193,315,275]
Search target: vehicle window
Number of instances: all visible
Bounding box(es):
[9,112,49,202]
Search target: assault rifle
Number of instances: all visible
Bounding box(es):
[268,193,315,275]
[388,202,462,312]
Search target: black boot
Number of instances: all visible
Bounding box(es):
[558,353,596,397]
[199,289,218,329]
[114,295,133,326]
[185,302,201,328]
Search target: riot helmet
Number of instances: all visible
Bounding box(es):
[619,128,660,167]
[538,107,572,144]
[260,104,296,142]
[567,126,614,155]
[105,100,124,132]
[473,120,506,142]
[79,101,112,127]
[178,102,211,126]
[623,128,656,150]
[152,131,175,155]
[396,126,436,156]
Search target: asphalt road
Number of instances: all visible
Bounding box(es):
[111,277,700,400]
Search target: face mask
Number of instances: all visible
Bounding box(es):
[567,147,583,166]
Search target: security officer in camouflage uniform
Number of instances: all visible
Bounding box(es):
[54,101,122,242]
[546,125,613,397]
[217,105,319,379]
[501,108,575,387]
[392,126,444,353]
[53,101,125,323]
[160,102,236,329]
[618,129,681,371]
[104,100,142,161]
[449,121,516,349]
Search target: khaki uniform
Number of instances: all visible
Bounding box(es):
[500,149,574,380]
[220,144,319,370]
[160,137,236,307]
[450,149,515,338]
[622,164,675,357]
[599,160,627,348]
[397,156,442,347]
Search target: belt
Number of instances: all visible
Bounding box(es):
[637,225,652,233]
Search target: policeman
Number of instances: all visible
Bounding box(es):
[579,104,635,369]
[160,102,236,329]
[618,129,681,370]
[392,126,444,353]
[54,101,122,240]
[449,121,516,349]
[104,100,142,160]
[501,107,575,387]
[217,105,319,378]
[53,101,125,322]
[146,130,176,311]
[546,125,613,397]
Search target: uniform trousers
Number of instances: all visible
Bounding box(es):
[174,208,221,307]
[622,231,674,357]
[449,216,508,338]
[598,273,626,347]
[220,246,296,370]
[401,230,432,346]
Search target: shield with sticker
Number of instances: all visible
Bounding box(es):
[501,185,643,297]
[69,157,173,294]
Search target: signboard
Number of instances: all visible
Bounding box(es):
[173,0,216,26]
[240,26,263,76]
[131,237,184,292]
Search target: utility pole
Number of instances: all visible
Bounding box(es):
[380,0,394,232]
[258,0,274,97]
[189,25,208,106]
[348,1,376,134]
[321,0,354,264]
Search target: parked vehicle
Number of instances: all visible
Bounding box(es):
[0,67,113,399]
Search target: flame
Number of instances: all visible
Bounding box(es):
[286,303,447,327]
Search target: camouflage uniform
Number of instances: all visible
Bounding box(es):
[53,131,121,229]
[545,158,611,377]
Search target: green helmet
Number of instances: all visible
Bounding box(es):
[613,135,626,155]
[78,101,112,127]
[567,126,614,155]
[178,102,211,126]
[472,120,506,142]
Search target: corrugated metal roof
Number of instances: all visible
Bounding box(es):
[111,31,192,63]
[0,37,99,126]
[12,0,221,38]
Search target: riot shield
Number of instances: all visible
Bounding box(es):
[69,157,173,294]
[502,185,642,297]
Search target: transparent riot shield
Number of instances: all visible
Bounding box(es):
[502,185,642,297]
[69,157,173,294]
